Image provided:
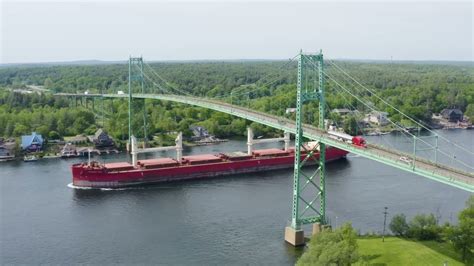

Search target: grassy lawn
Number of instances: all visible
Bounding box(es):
[356,237,464,266]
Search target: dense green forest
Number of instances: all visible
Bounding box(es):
[0,60,473,142]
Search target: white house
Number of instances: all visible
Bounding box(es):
[364,111,389,126]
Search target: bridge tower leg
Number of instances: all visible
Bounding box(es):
[128,56,148,151]
[285,50,326,246]
[247,127,254,155]
[284,131,290,151]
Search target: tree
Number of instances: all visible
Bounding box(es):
[297,223,359,266]
[73,117,89,135]
[35,125,50,139]
[13,124,29,136]
[407,214,440,240]
[465,103,474,122]
[3,120,14,137]
[389,213,409,237]
[48,131,60,140]
[343,116,359,136]
[44,78,53,89]
[447,195,474,263]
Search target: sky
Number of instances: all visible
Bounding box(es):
[0,0,472,63]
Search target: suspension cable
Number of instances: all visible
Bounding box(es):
[327,59,474,156]
[143,62,195,96]
[212,54,299,100]
[323,69,473,171]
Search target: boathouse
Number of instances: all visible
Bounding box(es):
[21,132,43,151]
[441,108,463,122]
[0,139,16,160]
[91,129,115,148]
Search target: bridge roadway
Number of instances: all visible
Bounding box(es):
[58,93,474,192]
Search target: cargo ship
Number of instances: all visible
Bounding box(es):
[72,130,365,188]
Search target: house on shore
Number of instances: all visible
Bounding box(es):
[441,108,463,122]
[0,138,16,161]
[189,126,210,141]
[332,108,354,116]
[21,132,44,152]
[364,111,389,126]
[89,129,115,148]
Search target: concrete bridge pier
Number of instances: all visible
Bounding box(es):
[312,223,322,235]
[284,222,323,246]
[284,226,305,246]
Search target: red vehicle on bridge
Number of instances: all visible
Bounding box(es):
[328,131,367,148]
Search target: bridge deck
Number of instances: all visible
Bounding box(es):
[57,93,474,192]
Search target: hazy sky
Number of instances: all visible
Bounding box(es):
[1,1,472,63]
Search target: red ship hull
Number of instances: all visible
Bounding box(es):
[72,147,349,188]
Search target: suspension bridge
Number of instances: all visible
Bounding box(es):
[55,51,474,246]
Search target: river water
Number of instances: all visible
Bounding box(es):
[1,130,472,265]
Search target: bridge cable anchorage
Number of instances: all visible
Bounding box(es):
[313,62,474,172]
[327,59,474,157]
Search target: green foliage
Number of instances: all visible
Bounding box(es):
[48,131,60,140]
[465,103,474,122]
[446,195,474,263]
[0,91,98,138]
[13,124,28,136]
[343,115,360,136]
[389,213,409,237]
[407,213,441,241]
[384,198,474,264]
[1,60,473,142]
[297,223,359,266]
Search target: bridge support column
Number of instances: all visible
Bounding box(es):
[284,132,290,151]
[247,127,254,155]
[176,132,183,162]
[285,226,305,246]
[130,135,138,167]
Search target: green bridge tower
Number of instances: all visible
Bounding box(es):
[285,50,326,246]
[128,56,148,148]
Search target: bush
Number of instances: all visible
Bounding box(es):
[407,214,441,241]
[389,213,409,237]
[446,195,474,263]
[297,223,359,266]
[48,131,61,140]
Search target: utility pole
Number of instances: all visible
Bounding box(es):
[382,207,388,242]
